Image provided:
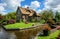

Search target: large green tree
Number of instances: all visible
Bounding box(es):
[41,10,54,22]
[0,12,16,24]
[5,12,16,20]
[55,12,60,22]
[0,14,4,23]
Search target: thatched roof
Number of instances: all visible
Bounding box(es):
[17,7,40,17]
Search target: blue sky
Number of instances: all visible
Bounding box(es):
[0,0,60,15]
[21,0,45,9]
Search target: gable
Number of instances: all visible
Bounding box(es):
[16,7,21,15]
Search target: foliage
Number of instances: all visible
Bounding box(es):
[0,14,4,24]
[42,10,54,19]
[56,34,60,39]
[47,18,56,25]
[39,19,45,24]
[0,12,16,24]
[41,10,54,22]
[7,19,16,24]
[57,26,60,30]
[38,30,59,39]
[42,24,51,30]
[55,12,60,22]
[5,12,16,20]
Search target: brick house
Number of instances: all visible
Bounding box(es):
[16,7,40,22]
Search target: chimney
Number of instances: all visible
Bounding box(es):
[27,7,29,9]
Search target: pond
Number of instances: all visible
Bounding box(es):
[0,28,16,39]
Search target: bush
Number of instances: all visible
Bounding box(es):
[25,21,29,24]
[42,24,51,36]
[3,22,7,25]
[56,34,60,39]
[56,22,60,25]
[57,26,60,30]
[7,19,16,24]
[47,19,55,25]
[43,29,49,36]
[42,24,51,30]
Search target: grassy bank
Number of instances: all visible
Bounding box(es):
[5,23,33,29]
[38,30,59,39]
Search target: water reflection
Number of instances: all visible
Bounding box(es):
[0,28,16,39]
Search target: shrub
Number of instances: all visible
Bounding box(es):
[25,21,29,24]
[0,16,4,19]
[56,34,60,39]
[3,22,7,25]
[42,24,51,30]
[47,19,55,25]
[7,19,16,24]
[42,24,51,36]
[57,26,60,30]
[56,22,60,25]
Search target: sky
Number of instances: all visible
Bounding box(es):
[0,0,60,15]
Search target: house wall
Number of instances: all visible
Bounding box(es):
[16,7,22,22]
[28,16,32,22]
[36,16,41,22]
[21,14,29,22]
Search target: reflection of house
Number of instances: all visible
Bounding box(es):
[16,7,40,22]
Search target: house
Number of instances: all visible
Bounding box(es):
[16,7,40,22]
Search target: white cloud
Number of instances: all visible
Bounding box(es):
[3,0,24,11]
[0,3,7,15]
[44,0,60,12]
[31,1,40,7]
[0,6,6,15]
[23,5,29,8]
[0,3,7,6]
[0,6,5,11]
[0,0,25,15]
[23,1,40,11]
[0,3,6,11]
[54,5,60,12]
[30,1,40,9]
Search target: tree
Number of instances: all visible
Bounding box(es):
[41,10,54,22]
[0,14,4,24]
[55,12,60,22]
[5,12,16,20]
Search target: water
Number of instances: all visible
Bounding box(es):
[0,28,16,39]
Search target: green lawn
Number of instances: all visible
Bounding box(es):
[38,30,60,39]
[5,23,33,29]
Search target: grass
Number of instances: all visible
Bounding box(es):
[38,30,60,39]
[5,23,33,29]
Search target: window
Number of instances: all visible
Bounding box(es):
[17,9,20,14]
